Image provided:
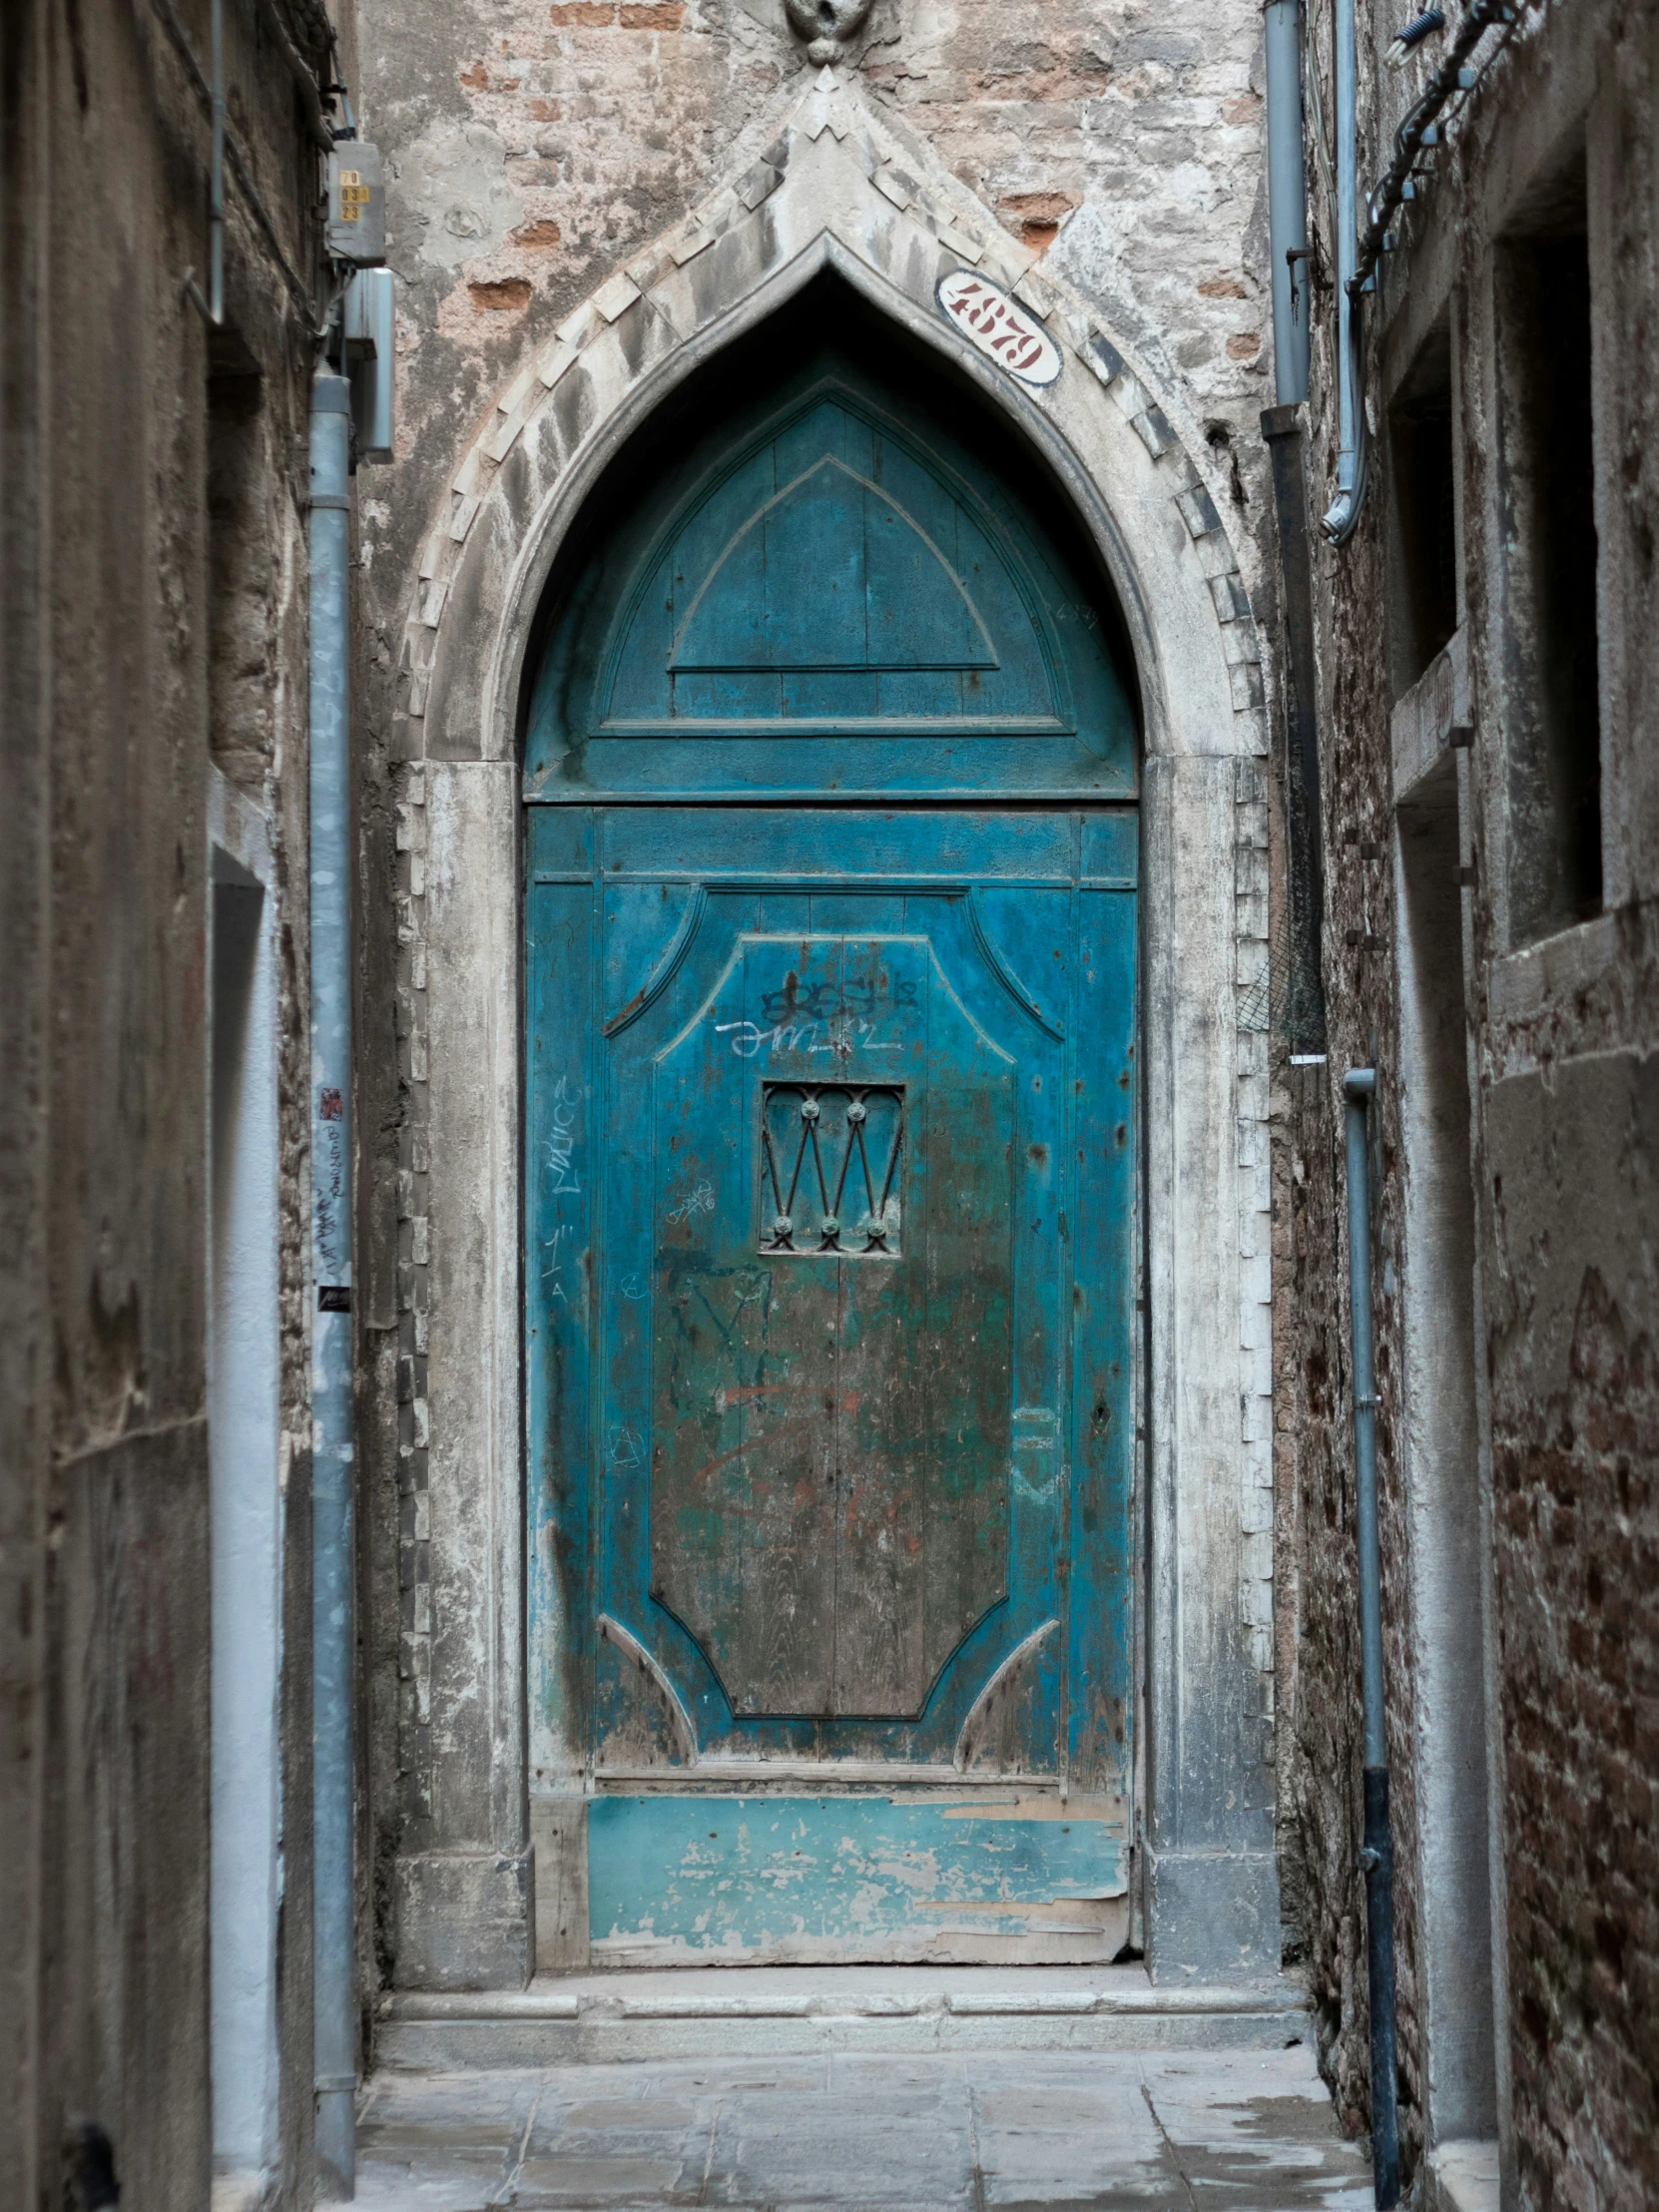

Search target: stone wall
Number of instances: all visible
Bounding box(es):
[350,0,1288,1999]
[1284,0,1659,2201]
[0,1,329,2203]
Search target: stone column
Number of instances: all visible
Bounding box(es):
[391,759,531,1989]
[1141,753,1282,1982]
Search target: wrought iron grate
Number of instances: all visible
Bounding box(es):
[761,1083,904,1256]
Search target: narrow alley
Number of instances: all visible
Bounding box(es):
[4,0,1655,2209]
[354,2046,1375,2211]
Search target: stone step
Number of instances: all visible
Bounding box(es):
[375,1964,1313,2069]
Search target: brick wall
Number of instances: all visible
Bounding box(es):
[1286,0,1659,2201]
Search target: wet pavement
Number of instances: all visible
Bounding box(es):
[354,2043,1375,2210]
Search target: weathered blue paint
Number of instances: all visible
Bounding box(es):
[524,355,1137,805]
[524,349,1138,1957]
[526,811,1137,1950]
[589,1796,1125,1958]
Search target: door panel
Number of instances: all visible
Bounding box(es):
[650,931,1018,1722]
[587,1795,1131,1970]
[526,808,1138,1963]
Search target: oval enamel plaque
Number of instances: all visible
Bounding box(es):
[936,271,1062,388]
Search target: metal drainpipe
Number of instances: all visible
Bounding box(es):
[1344,1068,1400,2209]
[309,367,356,2201]
[1264,0,1311,406]
[185,0,225,326]
[1321,0,1370,542]
[1261,0,1327,1052]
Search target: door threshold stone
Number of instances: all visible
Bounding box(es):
[375,1963,1312,2067]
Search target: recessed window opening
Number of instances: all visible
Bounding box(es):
[1494,152,1603,942]
[1387,321,1457,698]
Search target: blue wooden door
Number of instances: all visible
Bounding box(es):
[525,340,1140,1964]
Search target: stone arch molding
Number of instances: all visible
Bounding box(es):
[383,59,1283,1996]
[396,65,1268,766]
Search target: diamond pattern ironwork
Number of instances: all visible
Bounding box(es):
[760,1083,904,1256]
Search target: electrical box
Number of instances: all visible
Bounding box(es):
[326,143,385,266]
[343,268,394,463]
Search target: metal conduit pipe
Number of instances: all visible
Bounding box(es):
[1353,0,1517,296]
[1260,0,1326,1050]
[1321,0,1370,543]
[254,0,336,152]
[185,0,225,326]
[308,368,357,2201]
[1264,0,1311,406]
[1344,1069,1400,2209]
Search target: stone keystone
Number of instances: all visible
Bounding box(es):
[785,0,874,64]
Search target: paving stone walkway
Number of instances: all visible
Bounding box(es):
[355,2045,1375,2210]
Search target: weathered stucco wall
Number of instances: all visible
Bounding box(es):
[355,0,1276,595]
[1285,0,1659,2202]
[0,1,328,2203]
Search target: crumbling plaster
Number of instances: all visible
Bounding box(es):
[2,0,329,2200]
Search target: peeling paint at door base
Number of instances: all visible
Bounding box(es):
[588,1794,1127,1966]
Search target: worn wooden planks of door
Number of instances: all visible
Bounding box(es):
[651,929,1015,1721]
[525,808,1138,1962]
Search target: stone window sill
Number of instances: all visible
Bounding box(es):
[1489,907,1622,1027]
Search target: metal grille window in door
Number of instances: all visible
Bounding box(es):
[760,1083,903,1255]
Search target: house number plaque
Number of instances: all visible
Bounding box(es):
[936,271,1062,388]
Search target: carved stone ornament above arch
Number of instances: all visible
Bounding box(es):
[784,0,875,66]
[397,67,1267,771]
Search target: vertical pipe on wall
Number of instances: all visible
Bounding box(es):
[1321,0,1369,541]
[1260,0,1326,1048]
[208,0,224,317]
[1333,0,1359,473]
[1264,0,1311,406]
[308,368,356,2202]
[185,0,226,326]
[1344,1068,1400,2209]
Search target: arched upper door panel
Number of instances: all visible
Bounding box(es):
[524,333,1138,802]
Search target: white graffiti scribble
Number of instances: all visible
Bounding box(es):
[606,1423,644,1469]
[545,1074,582,1193]
[541,1222,569,1302]
[668,1180,716,1225]
[714,1016,900,1061]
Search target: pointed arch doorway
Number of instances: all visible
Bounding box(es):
[524,284,1141,1966]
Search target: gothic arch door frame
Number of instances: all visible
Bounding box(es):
[524,300,1142,1965]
